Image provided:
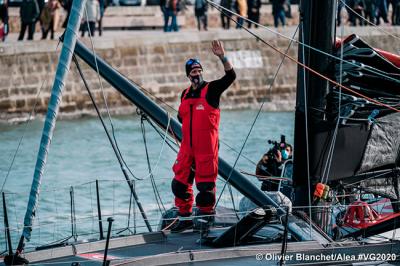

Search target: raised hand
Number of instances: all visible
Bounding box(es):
[211,40,225,58]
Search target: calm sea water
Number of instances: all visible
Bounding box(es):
[0,110,294,251]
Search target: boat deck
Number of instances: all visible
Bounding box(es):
[1,228,400,265]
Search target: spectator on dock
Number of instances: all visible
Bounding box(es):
[98,0,107,36]
[247,0,261,28]
[0,0,8,41]
[390,0,400,25]
[40,0,61,39]
[166,0,180,32]
[272,0,286,28]
[375,0,389,25]
[194,0,208,31]
[364,0,376,24]
[337,0,345,26]
[18,0,40,41]
[236,0,247,29]
[61,0,72,28]
[350,0,365,26]
[220,0,233,29]
[81,0,100,37]
[160,0,169,32]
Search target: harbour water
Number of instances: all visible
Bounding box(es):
[0,110,294,251]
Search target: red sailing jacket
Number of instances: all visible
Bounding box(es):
[178,83,220,157]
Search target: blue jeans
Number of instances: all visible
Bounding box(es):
[274,10,285,27]
[167,10,179,32]
[236,17,244,28]
[162,7,168,32]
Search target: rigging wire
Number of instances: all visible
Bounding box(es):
[213,10,300,209]
[206,0,400,94]
[83,8,141,182]
[0,80,47,193]
[80,14,174,183]
[208,1,400,113]
[0,37,62,193]
[299,19,312,238]
[321,15,346,184]
[136,113,172,181]
[140,114,166,213]
[72,54,140,180]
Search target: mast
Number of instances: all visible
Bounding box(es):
[15,0,87,254]
[292,0,336,207]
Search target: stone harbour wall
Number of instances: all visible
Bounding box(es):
[1,26,400,122]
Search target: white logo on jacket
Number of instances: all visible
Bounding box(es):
[196,104,205,110]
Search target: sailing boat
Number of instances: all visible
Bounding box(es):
[2,0,400,265]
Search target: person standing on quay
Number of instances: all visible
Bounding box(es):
[247,0,261,28]
[81,0,100,37]
[220,0,232,29]
[194,0,208,31]
[236,0,247,28]
[166,0,179,32]
[18,0,40,41]
[169,40,236,233]
[40,0,61,39]
[272,0,286,28]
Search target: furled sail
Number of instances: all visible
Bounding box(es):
[20,0,87,242]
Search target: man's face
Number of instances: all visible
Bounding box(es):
[188,68,203,86]
[189,68,202,77]
[285,146,292,157]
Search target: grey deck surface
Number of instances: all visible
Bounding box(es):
[1,230,400,265]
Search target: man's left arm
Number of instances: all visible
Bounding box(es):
[206,64,236,108]
[206,40,236,107]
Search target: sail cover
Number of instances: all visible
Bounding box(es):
[357,112,400,174]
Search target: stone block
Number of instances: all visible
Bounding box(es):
[0,89,9,99]
[235,90,250,96]
[0,78,11,88]
[0,99,13,109]
[26,97,39,108]
[154,75,166,84]
[16,99,26,108]
[159,86,175,94]
[150,55,163,64]
[60,104,77,113]
[152,46,166,55]
[120,47,139,57]
[123,58,138,66]
[20,86,38,95]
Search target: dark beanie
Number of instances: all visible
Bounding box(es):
[185,58,203,76]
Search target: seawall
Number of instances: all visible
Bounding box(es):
[0,25,399,122]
